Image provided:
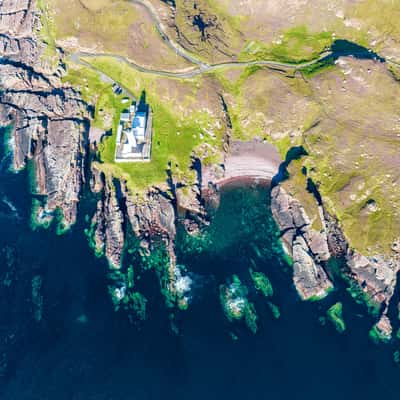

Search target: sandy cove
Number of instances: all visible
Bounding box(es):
[202,138,282,190]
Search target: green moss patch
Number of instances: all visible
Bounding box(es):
[240,26,332,64]
[36,0,59,69]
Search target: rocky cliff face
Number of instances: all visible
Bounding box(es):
[0,0,91,228]
[346,250,399,316]
[90,179,125,269]
[124,186,176,242]
[271,186,333,300]
[271,182,400,338]
[0,0,195,303]
[0,0,44,66]
[89,162,177,270]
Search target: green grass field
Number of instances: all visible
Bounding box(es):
[68,57,225,192]
[240,26,333,64]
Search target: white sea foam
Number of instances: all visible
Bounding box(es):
[1,195,20,219]
[176,275,192,294]
[2,196,17,212]
[174,265,193,297]
[114,285,127,301]
[227,298,246,315]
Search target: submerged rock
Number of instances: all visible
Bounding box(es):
[219,275,258,333]
[31,275,43,322]
[249,269,273,298]
[327,302,346,333]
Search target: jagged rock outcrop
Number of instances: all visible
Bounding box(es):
[271,182,400,319]
[346,251,399,313]
[371,314,393,342]
[176,183,208,234]
[324,199,399,316]
[89,164,105,193]
[271,185,333,300]
[174,163,209,233]
[88,174,178,270]
[0,0,45,67]
[201,163,224,192]
[292,235,333,300]
[126,187,177,288]
[0,0,91,228]
[90,179,125,268]
[124,186,176,242]
[176,185,203,218]
[323,211,348,258]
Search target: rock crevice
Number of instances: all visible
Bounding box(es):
[0,0,91,227]
[271,185,333,300]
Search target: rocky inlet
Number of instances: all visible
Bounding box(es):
[0,0,91,229]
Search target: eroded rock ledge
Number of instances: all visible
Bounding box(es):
[271,183,400,339]
[0,0,91,228]
[271,186,332,300]
[89,164,176,269]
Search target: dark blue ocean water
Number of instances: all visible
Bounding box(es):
[0,140,400,399]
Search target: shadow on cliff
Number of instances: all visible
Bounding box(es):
[271,145,308,188]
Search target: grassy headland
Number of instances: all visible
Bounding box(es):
[69,56,225,191]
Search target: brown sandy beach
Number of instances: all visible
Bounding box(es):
[202,138,282,190]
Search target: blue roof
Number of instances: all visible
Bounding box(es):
[132,112,146,129]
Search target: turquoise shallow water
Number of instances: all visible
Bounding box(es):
[0,134,400,399]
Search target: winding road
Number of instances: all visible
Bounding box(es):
[71,50,333,80]
[129,0,207,68]
[69,0,333,81]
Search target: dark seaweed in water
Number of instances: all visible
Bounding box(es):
[1,128,400,399]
